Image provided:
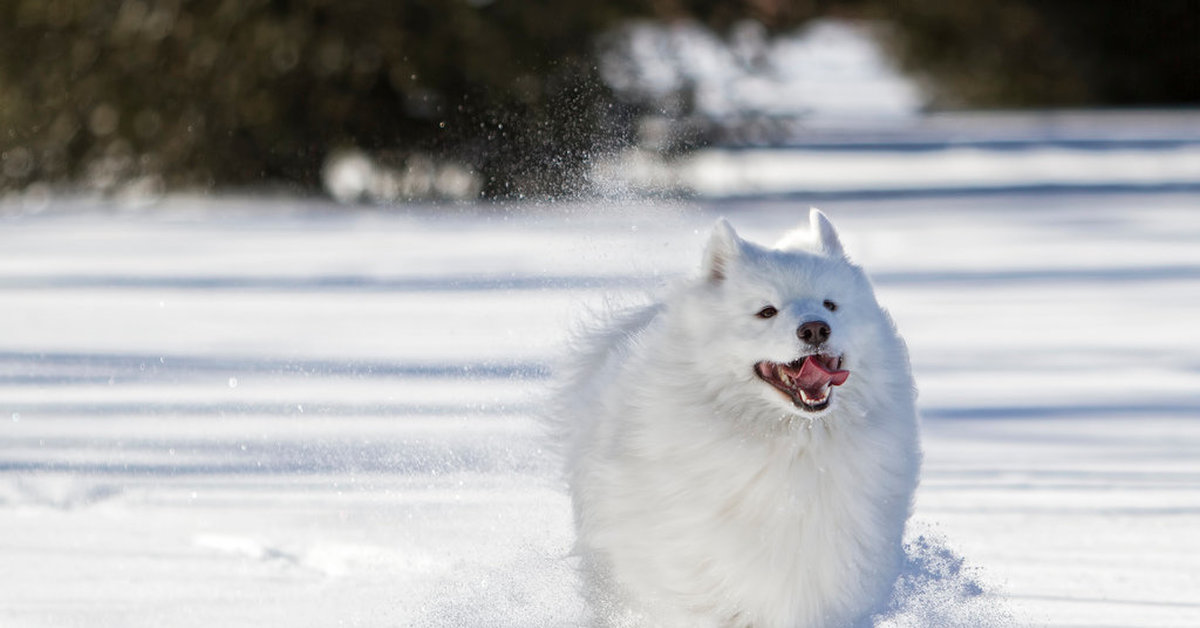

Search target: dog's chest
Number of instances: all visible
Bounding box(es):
[646,429,890,615]
[704,431,876,546]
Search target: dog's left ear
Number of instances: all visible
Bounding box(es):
[703,218,741,283]
[776,208,845,258]
[809,208,845,258]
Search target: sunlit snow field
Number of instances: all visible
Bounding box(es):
[2,190,1199,627]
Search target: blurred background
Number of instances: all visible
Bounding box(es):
[2,0,1198,205]
[3,3,1200,626]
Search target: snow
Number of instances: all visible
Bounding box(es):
[598,18,922,120]
[1,188,1199,627]
[676,144,1200,197]
[591,108,1200,198]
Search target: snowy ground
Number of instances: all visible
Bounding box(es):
[2,190,1199,627]
[591,110,1200,198]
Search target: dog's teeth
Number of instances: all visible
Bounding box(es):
[800,387,830,405]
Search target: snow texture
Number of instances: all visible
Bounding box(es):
[1,185,1199,627]
[598,18,921,120]
[590,109,1200,198]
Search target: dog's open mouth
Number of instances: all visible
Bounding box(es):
[754,355,850,411]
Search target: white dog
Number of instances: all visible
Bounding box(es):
[554,209,922,627]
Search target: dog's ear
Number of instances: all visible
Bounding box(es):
[703,218,741,283]
[809,208,845,258]
[773,208,845,258]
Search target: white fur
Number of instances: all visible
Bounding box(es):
[553,209,922,628]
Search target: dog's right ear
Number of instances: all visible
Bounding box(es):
[703,218,741,283]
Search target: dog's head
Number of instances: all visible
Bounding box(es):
[675,209,903,418]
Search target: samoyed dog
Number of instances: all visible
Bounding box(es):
[555,209,922,628]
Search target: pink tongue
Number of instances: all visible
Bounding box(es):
[792,356,850,393]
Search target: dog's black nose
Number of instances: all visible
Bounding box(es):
[797,320,831,346]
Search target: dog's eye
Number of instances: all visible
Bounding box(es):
[823,300,838,312]
[756,306,778,319]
